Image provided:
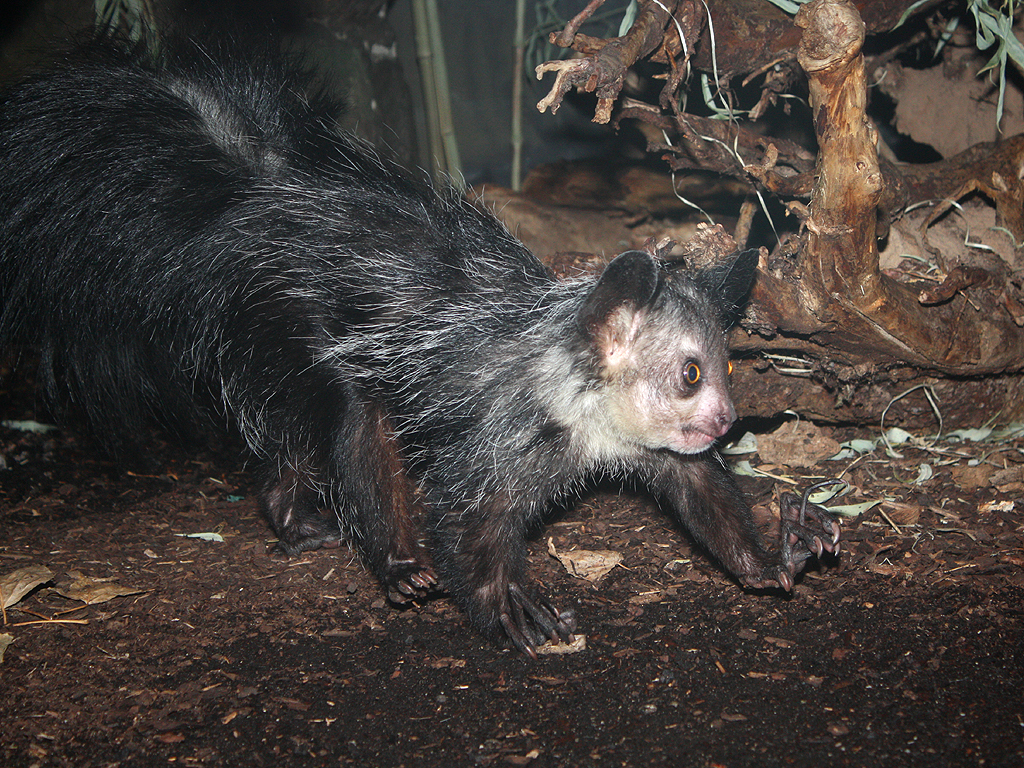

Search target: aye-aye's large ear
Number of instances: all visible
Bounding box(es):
[576,250,660,348]
[694,248,760,324]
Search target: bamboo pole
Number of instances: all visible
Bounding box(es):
[511,0,526,191]
[425,0,463,189]
[411,0,444,181]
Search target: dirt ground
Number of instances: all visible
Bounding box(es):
[2,367,1022,768]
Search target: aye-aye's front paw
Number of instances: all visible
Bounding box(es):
[743,483,842,592]
[778,485,842,569]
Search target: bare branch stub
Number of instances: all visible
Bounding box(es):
[550,0,608,48]
[536,0,698,124]
[918,266,991,306]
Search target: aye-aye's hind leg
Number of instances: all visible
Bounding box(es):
[644,452,840,591]
[331,398,437,602]
[259,399,436,601]
[261,461,344,554]
[431,495,576,658]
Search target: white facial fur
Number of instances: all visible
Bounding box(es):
[535,266,739,463]
[591,302,735,456]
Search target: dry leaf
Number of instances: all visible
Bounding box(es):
[885,502,921,526]
[628,591,668,605]
[0,633,13,663]
[53,576,145,605]
[547,538,622,583]
[950,464,995,491]
[535,634,587,655]
[757,422,841,468]
[980,500,1015,513]
[1,565,55,609]
[720,712,748,722]
[991,466,1024,492]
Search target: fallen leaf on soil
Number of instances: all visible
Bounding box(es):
[0,633,13,663]
[428,657,468,669]
[535,634,587,655]
[505,749,541,765]
[53,576,146,605]
[883,502,921,526]
[946,427,994,442]
[547,538,622,583]
[1,565,55,609]
[990,466,1024,492]
[629,590,669,605]
[865,562,913,577]
[825,500,881,517]
[979,500,1015,513]
[0,419,57,433]
[912,463,934,484]
[731,459,761,477]
[757,422,841,468]
[720,712,748,722]
[720,431,758,455]
[950,464,996,490]
[831,438,878,460]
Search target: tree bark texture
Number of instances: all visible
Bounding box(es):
[689,0,949,77]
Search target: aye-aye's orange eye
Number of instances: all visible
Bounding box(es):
[728,360,734,375]
[683,362,701,385]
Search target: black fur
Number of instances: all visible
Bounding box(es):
[0,38,839,656]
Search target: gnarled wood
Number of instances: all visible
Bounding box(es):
[749,0,1024,374]
[535,0,1024,382]
[689,0,948,77]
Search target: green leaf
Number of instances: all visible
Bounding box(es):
[894,0,933,29]
[175,532,225,542]
[825,500,881,518]
[617,0,638,38]
[763,0,806,14]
